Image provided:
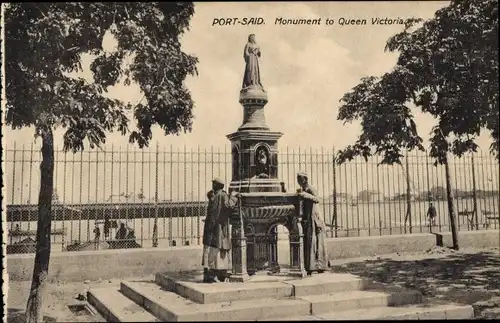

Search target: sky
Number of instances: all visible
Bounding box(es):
[3,1,495,152]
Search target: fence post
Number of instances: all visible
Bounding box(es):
[153,142,159,247]
[471,153,479,230]
[331,147,338,238]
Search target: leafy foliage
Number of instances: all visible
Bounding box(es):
[5,2,199,151]
[336,0,499,165]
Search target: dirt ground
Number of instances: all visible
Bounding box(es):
[5,246,500,322]
[329,246,500,320]
[4,277,146,323]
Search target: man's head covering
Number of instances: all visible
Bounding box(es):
[212,177,225,186]
[297,172,308,178]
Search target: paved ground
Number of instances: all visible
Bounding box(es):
[5,246,499,322]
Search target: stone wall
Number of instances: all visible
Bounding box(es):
[6,230,498,282]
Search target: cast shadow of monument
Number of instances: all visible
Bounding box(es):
[330,250,500,318]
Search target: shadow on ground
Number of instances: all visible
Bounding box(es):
[331,249,500,319]
[7,309,57,323]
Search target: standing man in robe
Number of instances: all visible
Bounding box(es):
[296,172,328,275]
[203,177,239,283]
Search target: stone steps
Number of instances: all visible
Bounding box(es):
[298,290,422,315]
[311,304,475,320]
[88,287,159,322]
[277,304,474,321]
[155,271,370,302]
[88,271,474,321]
[120,281,311,321]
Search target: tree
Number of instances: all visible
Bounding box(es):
[336,0,498,250]
[4,3,198,322]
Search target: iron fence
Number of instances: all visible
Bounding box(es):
[4,143,500,254]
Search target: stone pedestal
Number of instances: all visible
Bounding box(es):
[227,84,305,280]
[227,87,283,194]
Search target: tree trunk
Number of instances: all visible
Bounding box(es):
[444,154,459,250]
[25,128,54,323]
[404,153,412,233]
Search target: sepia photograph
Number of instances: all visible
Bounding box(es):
[2,1,499,322]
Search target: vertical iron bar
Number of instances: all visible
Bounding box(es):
[415,151,422,232]
[190,147,194,244]
[94,149,99,245]
[153,143,159,247]
[197,146,201,246]
[53,146,57,245]
[183,145,188,245]
[366,156,371,236]
[164,146,167,239]
[354,157,360,236]
[332,147,338,238]
[87,150,91,242]
[320,148,326,232]
[396,156,402,233]
[453,155,460,231]
[125,147,130,243]
[28,143,34,234]
[70,147,75,243]
[412,150,423,233]
[100,148,105,248]
[20,145,25,234]
[177,147,181,242]
[344,158,349,236]
[79,150,83,243]
[386,162,392,235]
[110,145,114,243]
[11,142,16,245]
[140,148,145,246]
[169,145,173,245]
[292,148,296,190]
[471,153,479,230]
[425,150,431,231]
[376,156,382,235]
[286,146,290,190]
[326,147,332,237]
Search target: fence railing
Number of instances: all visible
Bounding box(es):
[4,143,500,254]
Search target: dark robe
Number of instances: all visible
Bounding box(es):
[300,185,328,272]
[203,189,237,250]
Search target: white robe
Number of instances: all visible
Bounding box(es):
[202,245,231,270]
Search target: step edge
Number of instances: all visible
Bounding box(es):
[88,287,158,322]
[121,281,183,322]
[315,304,474,320]
[123,281,311,319]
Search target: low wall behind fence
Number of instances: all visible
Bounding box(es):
[7,230,499,282]
[4,145,500,254]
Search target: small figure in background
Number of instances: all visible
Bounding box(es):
[427,202,437,226]
[104,218,111,240]
[116,223,127,240]
[93,225,101,249]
